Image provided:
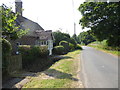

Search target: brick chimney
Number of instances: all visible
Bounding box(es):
[15,0,22,16]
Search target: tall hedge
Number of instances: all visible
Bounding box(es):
[75,44,82,50]
[59,41,69,52]
[69,43,75,51]
[53,45,65,55]
[18,45,49,68]
[2,39,12,55]
[2,39,12,77]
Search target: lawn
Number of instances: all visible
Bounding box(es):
[22,50,83,88]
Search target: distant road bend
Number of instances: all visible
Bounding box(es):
[80,46,118,88]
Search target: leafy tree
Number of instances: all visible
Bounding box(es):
[78,2,120,47]
[1,4,27,40]
[1,4,27,71]
[78,30,96,45]
[53,30,77,47]
[53,30,70,46]
[72,34,79,43]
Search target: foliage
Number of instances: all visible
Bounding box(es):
[2,39,12,78]
[75,44,82,50]
[59,40,69,52]
[78,2,120,47]
[77,30,96,45]
[69,43,75,51]
[1,4,27,40]
[72,34,80,44]
[1,4,26,77]
[18,45,49,67]
[53,45,65,55]
[90,40,120,51]
[37,45,49,57]
[2,39,12,55]
[89,41,120,56]
[53,31,77,50]
[53,31,70,46]
[68,38,77,47]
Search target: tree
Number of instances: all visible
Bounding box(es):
[78,2,120,47]
[72,34,78,43]
[1,4,27,40]
[78,30,96,45]
[53,30,70,46]
[53,30,77,47]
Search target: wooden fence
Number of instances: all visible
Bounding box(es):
[6,55,22,74]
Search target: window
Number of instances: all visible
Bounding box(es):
[40,41,48,45]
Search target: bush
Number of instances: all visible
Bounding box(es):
[18,45,31,53]
[69,43,75,51]
[75,44,82,50]
[2,39,12,55]
[59,41,69,52]
[53,45,65,55]
[2,39,12,77]
[18,45,49,68]
[36,45,49,57]
[68,38,77,47]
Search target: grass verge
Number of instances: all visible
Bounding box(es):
[22,50,83,88]
[88,44,119,56]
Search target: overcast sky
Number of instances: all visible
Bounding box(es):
[0,0,89,36]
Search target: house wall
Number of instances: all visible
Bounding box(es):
[17,36,36,45]
[10,36,37,54]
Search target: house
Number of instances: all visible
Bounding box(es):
[11,0,54,55]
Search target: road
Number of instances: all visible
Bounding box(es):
[80,46,118,88]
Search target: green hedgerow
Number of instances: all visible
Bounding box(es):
[75,44,82,50]
[59,41,69,52]
[53,45,65,55]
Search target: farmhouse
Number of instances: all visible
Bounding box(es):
[11,0,54,55]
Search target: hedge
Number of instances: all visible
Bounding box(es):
[75,44,82,50]
[53,45,65,55]
[59,40,69,52]
[18,45,49,68]
[69,43,75,51]
[2,39,12,78]
[2,39,12,55]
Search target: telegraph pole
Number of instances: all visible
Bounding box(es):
[72,0,76,35]
[72,0,77,42]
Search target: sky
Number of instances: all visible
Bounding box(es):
[0,0,89,36]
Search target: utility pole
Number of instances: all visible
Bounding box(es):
[72,0,77,42]
[72,0,76,36]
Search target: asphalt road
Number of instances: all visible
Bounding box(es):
[80,46,118,88]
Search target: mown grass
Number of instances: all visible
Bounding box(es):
[22,50,83,88]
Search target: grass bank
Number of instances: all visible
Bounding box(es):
[22,50,83,88]
[88,44,119,56]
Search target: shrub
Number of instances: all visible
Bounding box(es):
[37,45,49,57]
[68,38,77,47]
[53,45,65,55]
[2,39,12,77]
[69,43,75,51]
[75,44,82,50]
[18,45,31,53]
[2,39,12,55]
[18,45,33,66]
[59,41,69,52]
[18,45,49,68]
